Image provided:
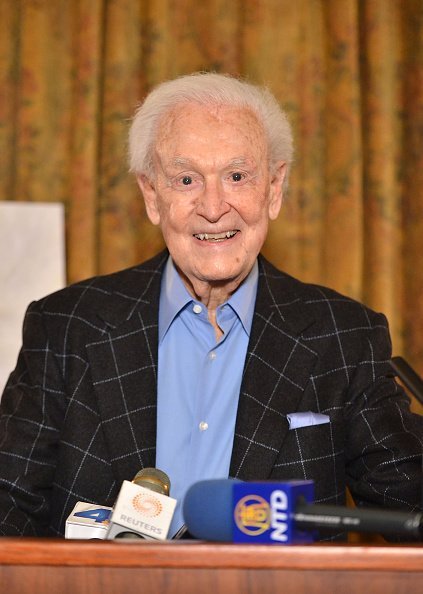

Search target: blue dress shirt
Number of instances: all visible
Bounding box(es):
[156,257,258,537]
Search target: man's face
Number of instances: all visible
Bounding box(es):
[138,103,286,296]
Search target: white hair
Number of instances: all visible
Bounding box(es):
[128,72,294,190]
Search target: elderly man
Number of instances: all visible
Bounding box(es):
[0,73,421,539]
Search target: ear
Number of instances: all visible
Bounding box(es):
[137,174,161,225]
[268,161,287,221]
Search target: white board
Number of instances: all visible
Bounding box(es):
[0,202,65,393]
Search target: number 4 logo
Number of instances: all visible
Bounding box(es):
[74,508,111,523]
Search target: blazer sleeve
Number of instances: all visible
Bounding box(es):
[344,312,423,517]
[0,300,66,536]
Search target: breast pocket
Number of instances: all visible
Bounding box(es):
[271,421,347,502]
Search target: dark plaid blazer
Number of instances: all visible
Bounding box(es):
[0,251,422,537]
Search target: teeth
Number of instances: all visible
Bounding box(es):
[194,230,237,241]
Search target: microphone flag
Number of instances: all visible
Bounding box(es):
[106,480,177,540]
[232,480,314,544]
[65,502,113,539]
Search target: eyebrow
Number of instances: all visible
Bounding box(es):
[170,157,195,169]
[169,157,255,169]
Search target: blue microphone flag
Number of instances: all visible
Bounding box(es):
[232,480,314,544]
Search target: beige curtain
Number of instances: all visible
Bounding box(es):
[1,0,423,411]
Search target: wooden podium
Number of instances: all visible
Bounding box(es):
[0,539,422,594]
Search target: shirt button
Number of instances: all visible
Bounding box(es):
[209,351,217,360]
[199,421,209,431]
[193,304,202,314]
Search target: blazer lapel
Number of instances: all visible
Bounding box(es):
[230,256,319,480]
[86,252,167,486]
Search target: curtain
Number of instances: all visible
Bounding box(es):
[1,0,422,407]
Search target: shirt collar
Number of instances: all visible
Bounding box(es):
[158,257,259,343]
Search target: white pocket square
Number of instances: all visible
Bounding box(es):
[287,411,330,430]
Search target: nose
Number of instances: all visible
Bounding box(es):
[196,177,231,222]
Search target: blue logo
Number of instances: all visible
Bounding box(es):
[74,508,111,524]
[232,480,314,544]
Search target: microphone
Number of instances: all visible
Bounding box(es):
[65,468,176,540]
[390,356,423,405]
[106,468,177,540]
[183,479,423,544]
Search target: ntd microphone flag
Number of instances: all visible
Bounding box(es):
[233,480,314,544]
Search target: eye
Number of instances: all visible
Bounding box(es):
[169,172,202,192]
[231,172,243,182]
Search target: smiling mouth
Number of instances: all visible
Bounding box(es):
[193,230,239,242]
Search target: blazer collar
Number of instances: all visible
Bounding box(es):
[93,251,168,330]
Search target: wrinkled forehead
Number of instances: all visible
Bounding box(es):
[154,102,268,157]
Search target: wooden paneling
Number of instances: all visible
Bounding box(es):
[0,539,422,594]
